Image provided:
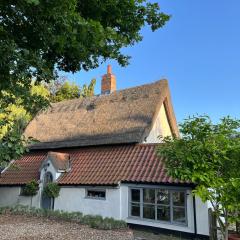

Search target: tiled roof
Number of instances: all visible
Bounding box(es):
[0,144,189,186]
[24,80,179,149]
[0,153,45,185]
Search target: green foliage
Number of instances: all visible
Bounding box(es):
[52,78,96,102]
[0,205,127,230]
[0,78,95,167]
[0,0,169,92]
[0,85,47,167]
[53,82,79,102]
[21,180,39,196]
[43,182,60,198]
[0,0,168,167]
[81,79,96,98]
[45,78,96,102]
[157,115,240,239]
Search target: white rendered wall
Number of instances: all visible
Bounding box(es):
[146,104,172,143]
[54,187,121,219]
[195,196,209,236]
[0,184,209,236]
[0,160,60,208]
[0,187,20,206]
[0,186,40,208]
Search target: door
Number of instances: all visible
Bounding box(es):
[41,172,54,210]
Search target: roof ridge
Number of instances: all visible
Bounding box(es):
[49,79,168,106]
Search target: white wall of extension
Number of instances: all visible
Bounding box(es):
[0,184,209,236]
[54,187,121,219]
[0,160,59,209]
[0,186,41,208]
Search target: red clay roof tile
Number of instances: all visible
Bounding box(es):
[0,144,189,186]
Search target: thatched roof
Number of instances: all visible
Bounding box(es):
[24,80,178,149]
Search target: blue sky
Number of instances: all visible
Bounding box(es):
[62,0,240,123]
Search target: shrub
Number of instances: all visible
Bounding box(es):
[43,182,60,198]
[21,180,39,196]
[0,205,127,230]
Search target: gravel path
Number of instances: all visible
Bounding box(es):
[0,214,133,240]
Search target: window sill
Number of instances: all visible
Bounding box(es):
[127,216,188,227]
[85,197,106,201]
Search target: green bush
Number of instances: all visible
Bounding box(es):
[0,205,127,230]
[21,180,39,196]
[43,182,60,198]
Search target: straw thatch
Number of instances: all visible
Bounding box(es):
[24,79,178,149]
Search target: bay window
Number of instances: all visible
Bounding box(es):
[129,187,187,225]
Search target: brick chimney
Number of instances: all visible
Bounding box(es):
[101,65,116,94]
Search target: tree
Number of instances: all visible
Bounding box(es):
[51,78,96,102]
[0,78,96,167]
[0,0,169,167]
[0,0,170,92]
[43,182,60,199]
[21,180,39,207]
[53,82,80,102]
[157,116,240,240]
[0,85,49,167]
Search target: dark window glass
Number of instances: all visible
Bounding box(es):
[156,189,170,205]
[173,192,185,206]
[143,204,155,220]
[129,188,187,225]
[157,206,170,221]
[44,172,53,186]
[131,203,140,217]
[173,207,186,223]
[87,190,105,199]
[131,189,140,202]
[143,189,155,204]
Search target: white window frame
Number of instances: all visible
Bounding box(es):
[128,186,188,226]
[85,188,106,200]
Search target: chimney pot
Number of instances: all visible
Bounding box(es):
[107,65,112,74]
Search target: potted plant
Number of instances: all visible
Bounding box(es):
[21,180,39,206]
[43,182,60,198]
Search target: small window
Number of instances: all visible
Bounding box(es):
[86,189,106,199]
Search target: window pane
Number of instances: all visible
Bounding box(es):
[87,190,105,199]
[131,203,140,217]
[143,204,155,220]
[156,189,170,205]
[173,207,186,223]
[157,206,170,221]
[143,189,155,203]
[173,192,185,206]
[131,189,140,202]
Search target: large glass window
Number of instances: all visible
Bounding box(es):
[129,188,187,225]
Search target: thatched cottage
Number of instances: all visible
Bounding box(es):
[0,66,209,237]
